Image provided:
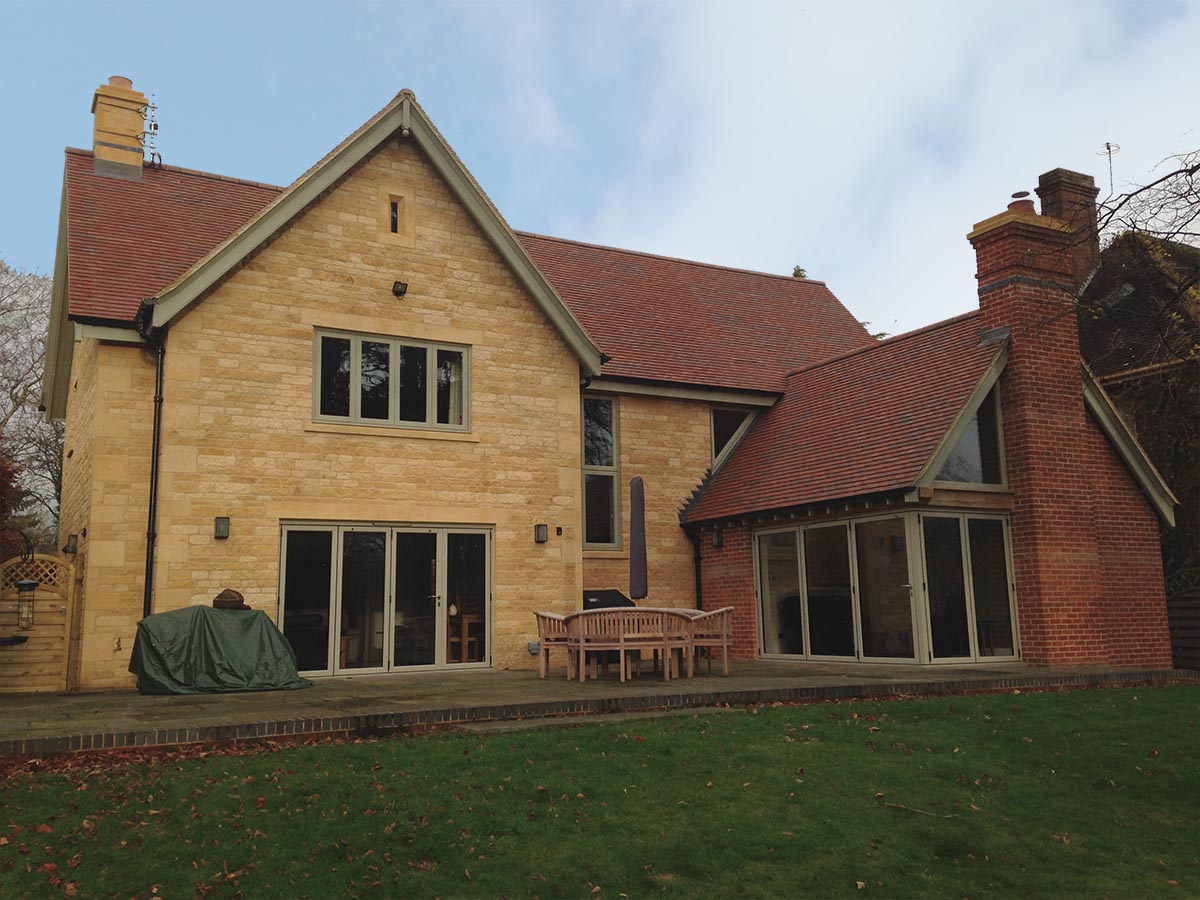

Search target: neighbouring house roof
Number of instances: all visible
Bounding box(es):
[1079,232,1200,379]
[519,233,873,392]
[55,95,870,395]
[684,311,1007,523]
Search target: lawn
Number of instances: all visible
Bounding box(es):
[1,685,1198,898]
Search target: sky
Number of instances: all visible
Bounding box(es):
[1,0,1198,336]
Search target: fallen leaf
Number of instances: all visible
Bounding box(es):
[36,824,52,835]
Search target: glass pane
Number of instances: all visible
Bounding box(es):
[584,473,615,544]
[282,530,333,671]
[394,532,437,667]
[977,390,1003,483]
[937,388,1002,484]
[758,531,802,655]
[804,526,854,656]
[360,340,390,420]
[399,344,427,422]
[584,398,614,467]
[319,336,350,417]
[436,349,464,426]
[447,533,487,665]
[339,532,386,670]
[855,519,914,658]
[713,409,752,460]
[969,519,1015,656]
[923,517,971,658]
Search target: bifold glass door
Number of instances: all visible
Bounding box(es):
[919,514,1017,661]
[756,515,917,662]
[280,524,490,675]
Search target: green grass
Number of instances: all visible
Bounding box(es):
[2,686,1199,898]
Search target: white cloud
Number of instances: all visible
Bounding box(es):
[578,0,1200,336]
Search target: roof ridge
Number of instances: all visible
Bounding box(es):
[784,309,983,379]
[65,147,285,193]
[515,229,829,287]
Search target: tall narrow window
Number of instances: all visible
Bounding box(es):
[583,397,618,547]
[398,344,427,423]
[360,340,390,420]
[389,200,399,234]
[319,335,351,417]
[437,349,464,426]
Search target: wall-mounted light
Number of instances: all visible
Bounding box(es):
[712,529,724,548]
[392,281,408,298]
[63,533,79,555]
[534,524,549,544]
[214,517,231,540]
[16,580,37,630]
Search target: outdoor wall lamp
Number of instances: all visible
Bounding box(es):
[214,517,231,540]
[712,529,724,548]
[16,580,37,631]
[63,533,79,554]
[534,524,549,544]
[392,281,408,298]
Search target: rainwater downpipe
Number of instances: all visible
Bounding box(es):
[688,531,704,611]
[137,301,165,619]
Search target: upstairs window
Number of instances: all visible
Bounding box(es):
[583,396,619,547]
[315,330,468,430]
[936,386,1003,485]
[712,407,755,467]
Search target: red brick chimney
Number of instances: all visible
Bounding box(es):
[1036,168,1101,285]
[967,174,1108,665]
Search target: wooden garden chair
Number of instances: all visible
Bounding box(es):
[534,611,571,679]
[690,606,734,675]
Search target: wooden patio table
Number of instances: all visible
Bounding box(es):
[558,607,725,683]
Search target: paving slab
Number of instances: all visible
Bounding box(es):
[1,660,1195,757]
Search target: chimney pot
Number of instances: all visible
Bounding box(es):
[108,75,133,90]
[1007,199,1037,216]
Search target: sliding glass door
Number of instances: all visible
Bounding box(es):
[280,523,491,676]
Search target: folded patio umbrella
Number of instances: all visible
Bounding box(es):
[630,476,647,601]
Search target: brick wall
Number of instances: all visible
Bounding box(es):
[697,525,758,659]
[970,193,1172,667]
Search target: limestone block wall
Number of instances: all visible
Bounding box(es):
[582,393,712,608]
[60,135,588,686]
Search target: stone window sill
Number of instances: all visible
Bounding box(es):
[305,422,480,443]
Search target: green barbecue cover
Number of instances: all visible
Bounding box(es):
[128,605,312,695]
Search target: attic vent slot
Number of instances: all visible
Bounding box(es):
[389,200,399,234]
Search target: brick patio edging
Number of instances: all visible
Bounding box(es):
[2,668,1197,758]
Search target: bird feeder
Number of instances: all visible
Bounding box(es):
[16,580,38,630]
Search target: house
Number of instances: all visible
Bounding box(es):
[30,76,1176,691]
[1077,232,1199,664]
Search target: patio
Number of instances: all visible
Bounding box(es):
[2,659,1195,757]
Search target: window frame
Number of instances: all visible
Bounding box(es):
[582,394,621,550]
[711,406,757,470]
[312,328,471,432]
[932,384,1007,490]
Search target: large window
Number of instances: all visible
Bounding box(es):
[583,396,619,547]
[314,330,468,430]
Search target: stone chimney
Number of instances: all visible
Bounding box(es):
[966,178,1106,665]
[91,75,146,181]
[1036,168,1101,285]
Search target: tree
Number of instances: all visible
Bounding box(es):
[0,259,61,552]
[1079,150,1200,594]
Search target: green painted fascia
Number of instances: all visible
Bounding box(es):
[586,377,778,407]
[405,109,603,376]
[1082,371,1177,526]
[148,95,604,376]
[915,347,1008,487]
[42,176,74,421]
[74,323,144,344]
